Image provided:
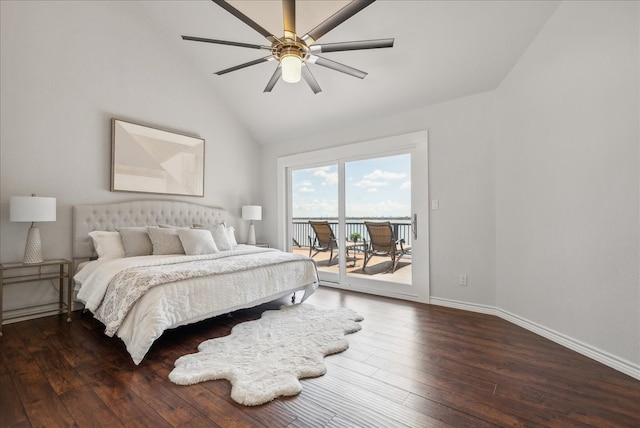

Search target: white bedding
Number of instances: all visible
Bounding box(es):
[75,245,318,364]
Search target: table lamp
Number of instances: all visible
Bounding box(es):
[10,195,57,264]
[242,205,262,245]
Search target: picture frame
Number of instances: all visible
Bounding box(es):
[111,119,205,197]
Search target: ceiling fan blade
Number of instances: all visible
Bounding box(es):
[301,64,322,94]
[308,55,367,79]
[283,0,295,38]
[215,56,273,75]
[182,35,270,50]
[301,0,375,44]
[264,66,282,92]
[212,0,277,43]
[309,38,394,53]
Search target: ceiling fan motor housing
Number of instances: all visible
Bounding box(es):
[273,40,308,62]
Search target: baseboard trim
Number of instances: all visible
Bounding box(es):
[319,280,425,303]
[430,297,640,381]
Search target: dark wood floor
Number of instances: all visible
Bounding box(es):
[2,287,639,427]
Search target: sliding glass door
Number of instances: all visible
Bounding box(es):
[278,131,428,302]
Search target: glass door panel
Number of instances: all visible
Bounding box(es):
[345,154,412,287]
[290,164,339,283]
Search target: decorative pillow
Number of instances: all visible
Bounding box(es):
[147,226,185,255]
[118,226,153,257]
[209,224,232,251]
[88,231,125,260]
[226,225,238,247]
[177,229,218,255]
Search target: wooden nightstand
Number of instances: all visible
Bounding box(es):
[0,259,72,337]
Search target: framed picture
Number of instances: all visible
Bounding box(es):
[111,119,205,197]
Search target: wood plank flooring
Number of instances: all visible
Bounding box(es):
[1,286,639,427]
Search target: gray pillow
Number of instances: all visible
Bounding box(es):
[177,229,218,255]
[118,226,153,257]
[147,226,185,255]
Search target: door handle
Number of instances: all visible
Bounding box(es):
[412,214,418,240]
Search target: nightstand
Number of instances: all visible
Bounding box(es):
[253,243,270,248]
[0,259,72,337]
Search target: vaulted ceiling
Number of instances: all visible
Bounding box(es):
[139,1,560,145]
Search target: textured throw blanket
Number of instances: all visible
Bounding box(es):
[96,250,313,336]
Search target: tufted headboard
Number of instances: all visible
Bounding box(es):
[72,200,226,259]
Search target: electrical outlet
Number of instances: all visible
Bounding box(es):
[459,274,467,286]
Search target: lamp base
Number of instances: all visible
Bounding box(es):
[23,223,44,264]
[247,223,256,245]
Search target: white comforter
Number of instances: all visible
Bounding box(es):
[74,245,318,364]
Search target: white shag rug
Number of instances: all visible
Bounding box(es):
[168,304,363,406]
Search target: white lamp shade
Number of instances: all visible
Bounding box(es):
[281,55,302,83]
[242,205,262,221]
[10,196,56,222]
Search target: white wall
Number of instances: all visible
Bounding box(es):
[495,1,639,367]
[0,1,261,312]
[260,91,498,307]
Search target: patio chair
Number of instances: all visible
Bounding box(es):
[308,221,339,265]
[363,221,410,273]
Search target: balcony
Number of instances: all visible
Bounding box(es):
[291,220,412,285]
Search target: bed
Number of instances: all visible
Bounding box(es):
[72,200,318,365]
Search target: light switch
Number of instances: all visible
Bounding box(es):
[431,200,439,210]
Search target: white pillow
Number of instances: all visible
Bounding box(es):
[177,229,218,255]
[209,224,232,251]
[226,226,238,247]
[147,226,185,255]
[88,231,125,260]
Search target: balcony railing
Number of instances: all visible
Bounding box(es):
[292,220,412,248]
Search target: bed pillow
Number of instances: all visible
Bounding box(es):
[118,226,153,257]
[147,226,186,255]
[177,229,218,255]
[88,231,125,260]
[226,225,238,247]
[208,224,232,251]
[193,223,233,251]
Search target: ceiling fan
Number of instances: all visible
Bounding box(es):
[182,0,394,94]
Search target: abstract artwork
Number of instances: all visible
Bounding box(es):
[111,119,204,196]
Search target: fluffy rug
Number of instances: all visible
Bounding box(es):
[168,304,363,406]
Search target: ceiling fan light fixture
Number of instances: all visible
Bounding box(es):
[184,0,393,93]
[281,54,302,83]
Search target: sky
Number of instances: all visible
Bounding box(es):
[291,153,411,218]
